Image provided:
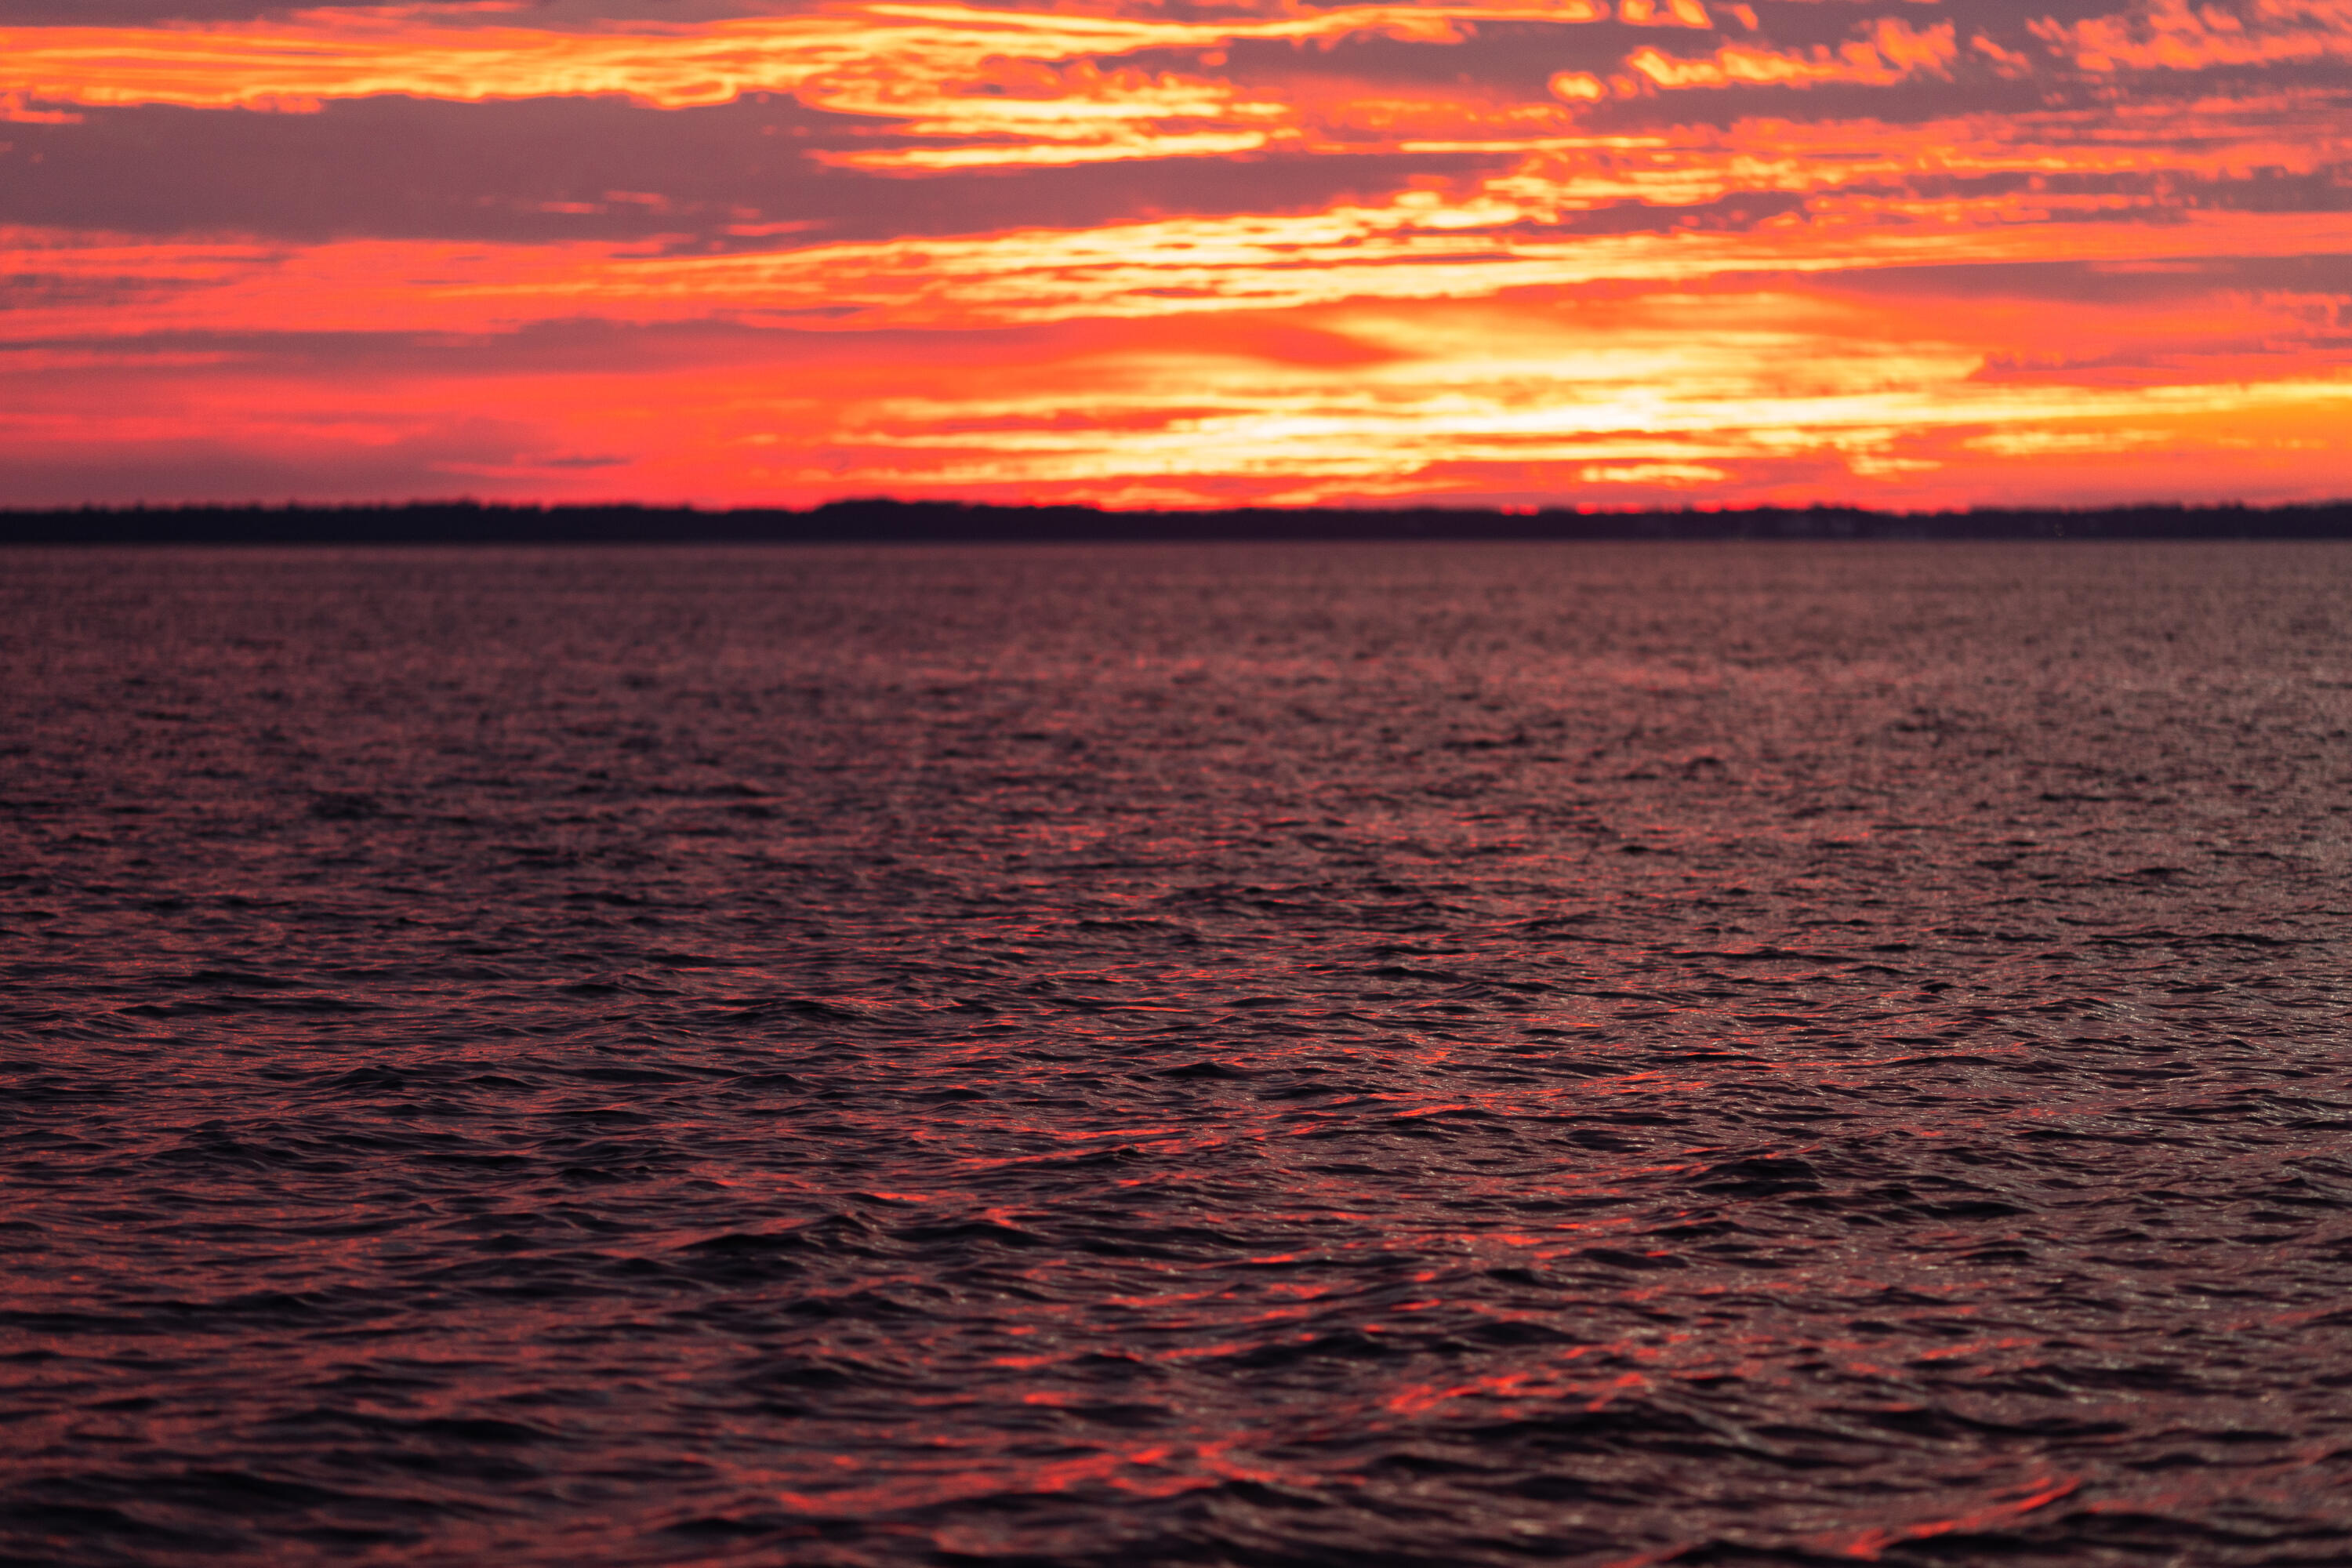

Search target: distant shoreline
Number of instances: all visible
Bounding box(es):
[5,498,2350,545]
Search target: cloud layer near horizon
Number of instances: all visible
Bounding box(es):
[2,0,2347,509]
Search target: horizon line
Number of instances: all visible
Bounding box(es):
[7,496,2352,545]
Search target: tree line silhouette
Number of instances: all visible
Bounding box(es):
[5,498,2350,544]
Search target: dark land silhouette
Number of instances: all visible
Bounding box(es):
[4,498,2351,545]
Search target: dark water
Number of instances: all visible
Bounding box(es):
[5,543,2350,1567]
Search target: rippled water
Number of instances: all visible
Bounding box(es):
[5,543,2351,1567]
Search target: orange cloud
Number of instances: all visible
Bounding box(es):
[0,3,1617,171]
[1626,19,1957,89]
[0,1,2011,177]
[0,3,1608,115]
[1,90,82,124]
[2038,0,2352,73]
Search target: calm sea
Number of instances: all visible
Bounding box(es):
[4,543,2350,1566]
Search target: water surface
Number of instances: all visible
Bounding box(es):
[4,543,2350,1566]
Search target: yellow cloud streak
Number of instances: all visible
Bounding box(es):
[8,186,2352,346]
[457,205,2352,328]
[822,356,2352,476]
[924,289,2352,499]
[721,359,2352,499]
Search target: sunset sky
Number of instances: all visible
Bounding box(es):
[3,0,2347,510]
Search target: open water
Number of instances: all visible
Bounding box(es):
[3,542,2350,1567]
